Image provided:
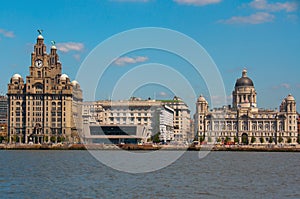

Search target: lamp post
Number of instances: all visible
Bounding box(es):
[236,106,240,144]
[204,115,206,143]
[275,115,278,145]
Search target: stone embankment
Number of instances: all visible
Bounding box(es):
[1,143,300,152]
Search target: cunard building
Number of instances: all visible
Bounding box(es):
[7,32,82,144]
[195,69,298,144]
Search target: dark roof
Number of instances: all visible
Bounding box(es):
[235,77,254,87]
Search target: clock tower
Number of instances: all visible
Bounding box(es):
[7,32,83,144]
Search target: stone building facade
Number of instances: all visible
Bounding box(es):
[162,97,192,143]
[7,33,82,144]
[195,70,298,144]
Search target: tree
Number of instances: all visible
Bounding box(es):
[234,136,239,143]
[259,137,264,144]
[199,135,205,143]
[217,137,221,143]
[224,136,230,144]
[152,133,160,143]
[50,136,56,143]
[278,136,283,143]
[269,137,273,143]
[251,136,256,144]
[297,134,300,144]
[287,137,292,144]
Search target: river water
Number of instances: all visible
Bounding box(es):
[0,151,299,199]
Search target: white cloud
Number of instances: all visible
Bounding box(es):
[158,91,169,98]
[73,54,81,61]
[280,83,291,89]
[113,56,149,66]
[249,0,298,12]
[0,28,15,38]
[174,0,222,6]
[272,83,291,89]
[219,12,275,24]
[56,42,84,53]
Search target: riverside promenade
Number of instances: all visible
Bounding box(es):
[1,143,300,152]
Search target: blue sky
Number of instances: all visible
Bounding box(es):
[0,0,299,114]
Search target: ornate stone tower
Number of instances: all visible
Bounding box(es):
[232,69,257,110]
[280,94,297,136]
[195,95,209,140]
[7,32,82,144]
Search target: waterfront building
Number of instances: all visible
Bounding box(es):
[0,96,8,125]
[195,69,298,144]
[83,98,162,139]
[7,33,83,144]
[86,125,148,144]
[162,97,192,143]
[158,105,174,143]
[82,97,177,143]
[0,96,8,142]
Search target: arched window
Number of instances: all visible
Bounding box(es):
[265,124,270,131]
[252,124,257,131]
[242,121,248,131]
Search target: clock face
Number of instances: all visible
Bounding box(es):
[35,59,43,68]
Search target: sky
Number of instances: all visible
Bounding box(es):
[0,0,299,114]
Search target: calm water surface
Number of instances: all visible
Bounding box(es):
[0,151,299,199]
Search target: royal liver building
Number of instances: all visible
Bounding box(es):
[195,69,298,144]
[7,33,82,144]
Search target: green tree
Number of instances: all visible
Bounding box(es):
[269,137,273,143]
[296,134,300,144]
[259,137,264,143]
[199,135,205,143]
[50,136,56,143]
[224,136,230,144]
[152,133,160,143]
[217,137,221,143]
[287,137,292,144]
[234,136,239,143]
[278,136,283,143]
[57,136,62,143]
[0,136,4,143]
[251,136,256,144]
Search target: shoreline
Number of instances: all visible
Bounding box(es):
[1,143,300,152]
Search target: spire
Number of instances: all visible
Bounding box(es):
[37,29,44,40]
[51,40,57,50]
[242,69,247,77]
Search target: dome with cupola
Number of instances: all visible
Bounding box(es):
[235,69,254,87]
[60,74,69,81]
[11,74,22,80]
